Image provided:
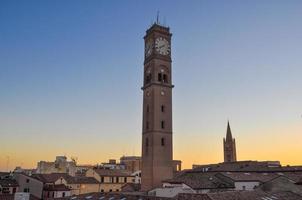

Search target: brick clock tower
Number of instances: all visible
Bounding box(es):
[141,23,174,191]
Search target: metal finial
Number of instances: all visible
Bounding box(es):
[157,11,160,24]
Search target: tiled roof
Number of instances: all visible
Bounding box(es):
[281,172,302,183]
[31,173,70,183]
[31,173,99,184]
[176,193,211,200]
[207,191,302,200]
[0,194,39,200]
[55,192,170,200]
[43,184,71,191]
[0,179,19,187]
[218,172,279,183]
[0,172,10,177]
[51,191,302,200]
[121,183,141,192]
[164,172,234,190]
[192,161,302,173]
[66,177,99,184]
[93,169,133,177]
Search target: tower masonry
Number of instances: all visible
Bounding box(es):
[141,23,174,191]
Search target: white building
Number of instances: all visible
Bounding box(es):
[36,156,76,176]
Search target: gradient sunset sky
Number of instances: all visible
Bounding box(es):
[1,0,302,171]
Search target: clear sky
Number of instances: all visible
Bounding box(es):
[0,0,302,171]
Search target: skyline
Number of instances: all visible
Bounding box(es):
[1,0,302,171]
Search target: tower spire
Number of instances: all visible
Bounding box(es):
[226,120,232,141]
[223,120,237,162]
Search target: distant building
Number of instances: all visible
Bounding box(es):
[0,179,19,194]
[36,156,76,176]
[192,160,281,171]
[75,165,95,177]
[223,121,237,162]
[14,173,44,198]
[14,173,100,198]
[99,159,125,170]
[131,170,141,184]
[120,156,141,173]
[13,167,36,176]
[147,161,302,197]
[86,168,134,192]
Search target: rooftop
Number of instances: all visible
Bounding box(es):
[165,172,234,190]
[93,169,133,177]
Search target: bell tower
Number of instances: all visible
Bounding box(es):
[141,23,173,191]
[223,121,237,162]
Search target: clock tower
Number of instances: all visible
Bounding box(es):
[141,23,174,191]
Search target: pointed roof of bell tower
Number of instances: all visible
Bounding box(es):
[226,120,233,141]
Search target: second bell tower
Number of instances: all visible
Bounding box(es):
[141,23,174,191]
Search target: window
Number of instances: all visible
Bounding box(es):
[161,121,165,129]
[2,188,10,194]
[109,189,112,192]
[145,73,152,84]
[116,189,119,192]
[124,177,127,183]
[101,176,104,183]
[146,138,149,147]
[161,105,165,112]
[101,189,104,193]
[163,74,168,83]
[161,138,165,146]
[23,188,30,193]
[146,121,149,130]
[26,179,30,183]
[62,192,65,197]
[116,177,119,183]
[158,73,162,82]
[146,105,149,113]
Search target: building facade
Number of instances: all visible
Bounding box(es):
[36,156,76,176]
[141,23,174,191]
[223,121,237,162]
[85,168,134,193]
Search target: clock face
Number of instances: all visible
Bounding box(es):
[155,37,170,55]
[145,40,153,57]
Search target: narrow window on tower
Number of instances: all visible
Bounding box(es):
[161,120,165,129]
[146,138,149,147]
[163,74,168,83]
[158,73,162,82]
[161,137,165,146]
[146,121,149,130]
[147,105,149,113]
[147,74,152,84]
[161,105,165,112]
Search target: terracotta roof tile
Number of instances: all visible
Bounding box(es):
[165,172,234,190]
